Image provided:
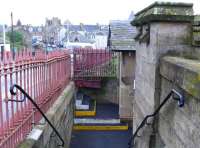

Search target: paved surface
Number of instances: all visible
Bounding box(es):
[70,129,132,148]
[95,103,119,118]
[70,103,132,148]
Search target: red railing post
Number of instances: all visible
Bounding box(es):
[0,64,3,139]
[0,49,71,147]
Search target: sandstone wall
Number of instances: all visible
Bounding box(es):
[133,22,192,148]
[156,56,200,148]
[18,82,75,148]
[119,52,136,120]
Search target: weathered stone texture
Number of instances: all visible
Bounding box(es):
[18,82,75,148]
[119,52,136,120]
[131,2,200,148]
[121,52,136,83]
[133,20,192,148]
[159,57,200,148]
[119,83,133,118]
[132,100,152,148]
[192,15,200,46]
[132,2,193,26]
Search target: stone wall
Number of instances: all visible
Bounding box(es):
[18,82,75,148]
[121,52,136,84]
[131,2,194,148]
[133,22,192,147]
[157,56,200,148]
[119,52,136,120]
[79,77,119,104]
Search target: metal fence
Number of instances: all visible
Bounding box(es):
[73,48,118,88]
[0,50,71,148]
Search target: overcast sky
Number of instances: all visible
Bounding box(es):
[0,0,199,25]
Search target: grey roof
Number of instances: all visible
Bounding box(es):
[68,31,95,43]
[64,25,99,32]
[109,20,137,51]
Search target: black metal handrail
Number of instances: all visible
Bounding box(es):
[8,84,64,147]
[128,89,184,148]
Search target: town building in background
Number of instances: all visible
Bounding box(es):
[0,25,11,51]
[6,17,108,51]
[61,23,108,49]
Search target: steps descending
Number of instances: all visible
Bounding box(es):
[73,122,128,131]
[75,94,96,117]
[73,93,129,131]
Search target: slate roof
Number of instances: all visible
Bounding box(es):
[109,20,137,51]
[64,25,99,32]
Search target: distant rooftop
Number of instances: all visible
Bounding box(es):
[109,20,137,51]
[64,25,100,32]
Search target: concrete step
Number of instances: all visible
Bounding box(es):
[75,100,96,117]
[76,104,90,110]
[74,118,121,124]
[70,129,132,148]
[75,95,91,110]
[76,92,84,105]
[73,122,128,131]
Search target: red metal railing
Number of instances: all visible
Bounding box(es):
[0,50,71,148]
[73,48,117,88]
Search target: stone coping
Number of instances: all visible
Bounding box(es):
[135,2,193,16]
[131,1,193,26]
[160,56,200,99]
[192,16,200,46]
[194,15,200,23]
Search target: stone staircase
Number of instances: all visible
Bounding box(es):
[73,92,128,131]
[70,92,132,148]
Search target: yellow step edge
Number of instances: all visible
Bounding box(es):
[75,100,96,117]
[73,125,128,131]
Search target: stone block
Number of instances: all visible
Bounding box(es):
[131,2,193,26]
[158,117,186,148]
[159,58,200,148]
[192,15,200,46]
[160,56,200,100]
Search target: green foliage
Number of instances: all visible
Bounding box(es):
[6,31,24,50]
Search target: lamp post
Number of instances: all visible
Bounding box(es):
[3,24,6,46]
[1,24,5,61]
[11,12,15,59]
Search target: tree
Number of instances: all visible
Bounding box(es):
[6,31,24,50]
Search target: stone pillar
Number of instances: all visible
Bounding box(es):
[131,2,194,148]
